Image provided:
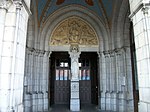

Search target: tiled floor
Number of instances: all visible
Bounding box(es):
[49,104,100,112]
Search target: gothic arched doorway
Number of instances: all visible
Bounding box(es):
[48,17,99,110]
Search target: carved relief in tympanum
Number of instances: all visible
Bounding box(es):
[50,17,98,46]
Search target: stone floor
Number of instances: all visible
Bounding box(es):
[49,104,108,112]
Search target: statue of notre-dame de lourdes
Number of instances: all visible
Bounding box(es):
[69,45,80,80]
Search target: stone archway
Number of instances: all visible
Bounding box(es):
[49,16,99,111]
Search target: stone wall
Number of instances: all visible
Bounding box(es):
[129,0,150,111]
[0,0,30,112]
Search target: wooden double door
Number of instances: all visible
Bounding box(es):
[50,52,98,105]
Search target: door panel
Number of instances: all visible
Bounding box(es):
[79,58,91,104]
[50,52,70,105]
[79,52,98,105]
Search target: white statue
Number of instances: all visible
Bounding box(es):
[70,45,80,80]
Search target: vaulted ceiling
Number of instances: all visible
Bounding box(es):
[33,0,116,26]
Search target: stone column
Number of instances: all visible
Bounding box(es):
[103,51,111,110]
[99,52,107,110]
[43,51,51,111]
[0,0,11,66]
[0,0,30,111]
[129,0,150,112]
[69,45,80,111]
[0,1,12,111]
[97,52,102,110]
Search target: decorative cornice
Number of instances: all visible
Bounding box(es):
[0,0,12,10]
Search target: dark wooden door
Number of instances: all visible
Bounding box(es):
[50,52,70,105]
[50,52,98,105]
[79,52,98,105]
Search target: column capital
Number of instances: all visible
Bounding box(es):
[114,48,123,56]
[97,52,104,58]
[0,0,12,10]
[44,51,52,57]
[69,44,81,58]
[103,51,110,58]
[13,0,23,10]
[142,6,149,15]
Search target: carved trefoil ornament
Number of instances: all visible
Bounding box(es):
[50,17,98,46]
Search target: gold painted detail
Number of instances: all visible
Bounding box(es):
[50,17,98,46]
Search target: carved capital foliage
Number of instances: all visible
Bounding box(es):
[26,47,47,56]
[102,47,128,58]
[97,52,104,58]
[0,0,12,10]
[50,17,98,46]
[69,44,81,59]
[14,0,23,10]
[142,6,149,15]
[44,51,51,57]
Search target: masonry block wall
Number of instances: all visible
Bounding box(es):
[0,0,30,112]
[129,0,150,112]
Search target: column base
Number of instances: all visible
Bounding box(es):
[70,98,80,111]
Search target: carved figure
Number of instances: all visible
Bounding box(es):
[69,21,80,43]
[70,45,80,80]
[50,17,98,46]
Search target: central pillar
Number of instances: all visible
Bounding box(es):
[69,44,80,111]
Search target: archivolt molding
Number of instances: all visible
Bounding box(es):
[39,6,109,51]
[50,17,98,46]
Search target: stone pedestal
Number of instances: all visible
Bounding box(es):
[70,80,80,111]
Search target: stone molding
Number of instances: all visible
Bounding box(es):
[0,0,12,10]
